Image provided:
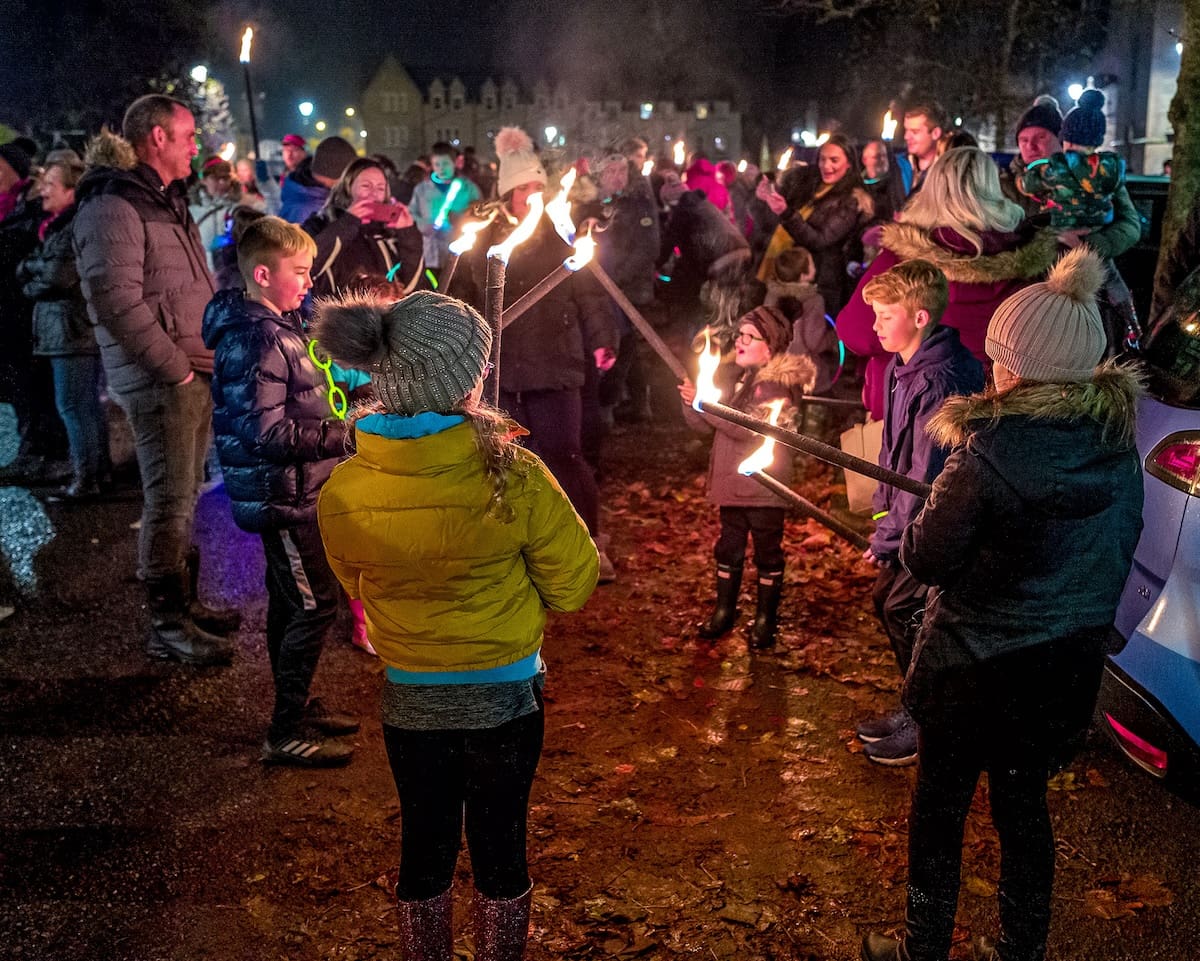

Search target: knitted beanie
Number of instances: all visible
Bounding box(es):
[311,136,358,181]
[1061,89,1107,147]
[202,157,232,179]
[0,141,33,180]
[313,291,492,415]
[985,247,1106,383]
[1015,95,1063,139]
[742,305,792,356]
[495,127,547,198]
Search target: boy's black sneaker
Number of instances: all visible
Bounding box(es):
[261,734,353,767]
[856,707,912,744]
[304,697,360,735]
[862,717,918,766]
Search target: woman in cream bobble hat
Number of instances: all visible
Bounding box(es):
[862,247,1145,961]
[312,289,599,960]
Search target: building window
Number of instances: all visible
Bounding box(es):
[640,102,653,120]
[451,96,464,111]
[695,103,709,121]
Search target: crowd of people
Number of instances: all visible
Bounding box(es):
[0,84,1170,961]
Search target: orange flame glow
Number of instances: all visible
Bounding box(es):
[488,193,545,264]
[881,110,897,141]
[737,399,785,475]
[641,159,654,177]
[777,147,793,171]
[692,329,723,412]
[448,211,497,255]
[239,27,253,63]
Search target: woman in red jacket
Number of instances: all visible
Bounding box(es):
[837,147,1058,420]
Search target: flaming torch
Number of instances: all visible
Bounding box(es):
[881,109,898,141]
[673,140,686,167]
[737,401,871,549]
[737,159,748,174]
[692,343,930,498]
[441,211,496,292]
[777,147,794,172]
[642,159,655,177]
[484,193,544,405]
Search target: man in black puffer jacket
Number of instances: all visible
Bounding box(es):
[203,217,353,767]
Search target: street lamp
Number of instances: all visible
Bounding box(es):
[1068,82,1085,102]
[315,120,327,133]
[190,65,208,84]
[239,26,262,160]
[299,101,314,118]
[345,107,355,118]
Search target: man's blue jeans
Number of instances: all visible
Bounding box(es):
[110,376,212,579]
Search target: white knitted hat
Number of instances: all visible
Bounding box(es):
[986,247,1107,383]
[495,126,547,197]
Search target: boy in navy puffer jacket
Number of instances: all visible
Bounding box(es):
[202,216,356,767]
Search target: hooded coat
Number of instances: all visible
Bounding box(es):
[836,221,1059,420]
[73,162,215,393]
[899,364,1144,735]
[682,352,817,508]
[683,157,730,215]
[278,157,329,225]
[202,288,345,533]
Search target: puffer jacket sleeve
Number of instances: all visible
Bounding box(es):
[74,195,192,385]
[900,444,988,587]
[222,324,345,465]
[19,231,77,301]
[781,194,860,252]
[520,454,599,612]
[1083,183,1141,261]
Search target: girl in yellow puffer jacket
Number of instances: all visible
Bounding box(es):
[312,290,598,961]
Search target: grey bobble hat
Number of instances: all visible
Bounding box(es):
[985,247,1106,383]
[313,291,492,416]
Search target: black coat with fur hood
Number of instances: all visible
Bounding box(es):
[899,363,1144,728]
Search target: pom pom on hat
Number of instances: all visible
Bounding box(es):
[1061,88,1107,148]
[1015,94,1063,139]
[313,291,492,416]
[985,247,1107,383]
[495,126,547,198]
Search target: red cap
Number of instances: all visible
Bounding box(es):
[281,134,307,148]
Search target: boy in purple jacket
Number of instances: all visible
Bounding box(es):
[856,260,984,765]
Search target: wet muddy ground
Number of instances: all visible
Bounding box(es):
[0,413,1196,960]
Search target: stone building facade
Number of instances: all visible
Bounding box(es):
[360,55,742,167]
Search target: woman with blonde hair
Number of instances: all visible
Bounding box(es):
[837,146,1060,419]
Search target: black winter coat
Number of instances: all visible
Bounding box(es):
[899,365,1144,734]
[777,181,873,315]
[304,208,425,300]
[0,189,41,357]
[18,206,98,357]
[659,190,751,306]
[449,211,617,394]
[202,289,345,533]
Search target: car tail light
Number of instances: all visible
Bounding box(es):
[1104,712,1168,774]
[1146,431,1200,495]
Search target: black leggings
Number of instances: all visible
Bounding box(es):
[383,703,545,901]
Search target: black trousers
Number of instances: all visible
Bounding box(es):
[384,700,545,901]
[260,520,340,741]
[903,632,1107,961]
[501,387,599,535]
[872,562,929,675]
[714,506,785,570]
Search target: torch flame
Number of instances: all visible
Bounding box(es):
[544,168,578,247]
[673,141,685,166]
[778,147,793,171]
[487,192,544,264]
[218,141,236,162]
[737,399,785,475]
[564,229,595,272]
[881,110,897,141]
[692,329,723,412]
[448,211,497,255]
[239,27,253,64]
[641,159,654,177]
[737,159,748,173]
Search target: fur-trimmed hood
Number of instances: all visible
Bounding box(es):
[928,360,1142,450]
[756,351,818,395]
[928,361,1143,518]
[881,221,1059,285]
